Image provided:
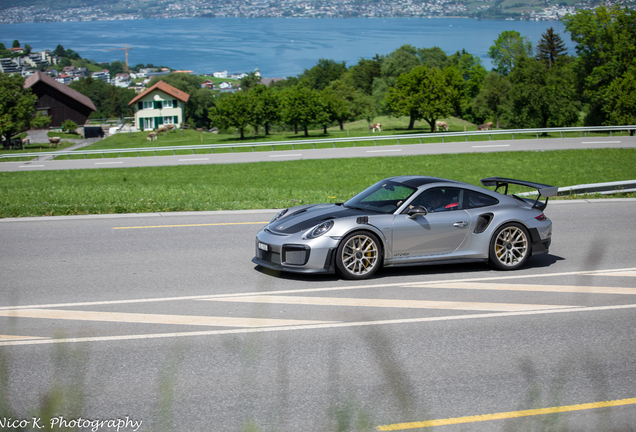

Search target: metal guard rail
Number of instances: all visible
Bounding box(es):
[2,125,635,161]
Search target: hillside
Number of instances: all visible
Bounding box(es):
[0,0,626,23]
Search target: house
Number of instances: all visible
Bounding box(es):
[24,70,96,127]
[213,70,227,78]
[128,80,190,131]
[201,79,215,89]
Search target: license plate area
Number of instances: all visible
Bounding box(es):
[258,242,269,252]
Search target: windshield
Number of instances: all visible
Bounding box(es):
[344,180,417,214]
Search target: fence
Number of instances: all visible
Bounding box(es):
[2,125,634,162]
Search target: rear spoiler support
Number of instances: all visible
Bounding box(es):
[480,177,558,211]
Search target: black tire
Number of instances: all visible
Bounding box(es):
[335,231,382,280]
[489,222,531,270]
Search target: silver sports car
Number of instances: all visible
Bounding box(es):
[253,176,556,280]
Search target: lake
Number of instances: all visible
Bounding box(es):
[0,18,572,77]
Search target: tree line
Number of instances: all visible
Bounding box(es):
[208,5,635,136]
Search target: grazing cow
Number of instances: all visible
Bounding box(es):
[48,137,61,148]
[22,137,30,146]
[157,126,168,135]
[147,132,157,142]
[370,123,382,133]
[166,124,175,131]
[477,122,493,131]
[435,121,449,132]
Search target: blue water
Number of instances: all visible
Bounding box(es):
[0,18,571,77]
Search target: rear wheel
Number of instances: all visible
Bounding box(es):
[489,223,531,270]
[336,231,382,280]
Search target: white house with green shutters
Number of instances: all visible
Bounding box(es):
[129,80,190,131]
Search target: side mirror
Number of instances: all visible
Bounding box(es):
[407,206,428,219]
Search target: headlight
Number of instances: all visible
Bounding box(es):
[270,209,288,223]
[306,220,334,239]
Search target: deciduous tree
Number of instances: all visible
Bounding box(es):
[487,30,533,76]
[0,73,37,148]
[385,66,453,132]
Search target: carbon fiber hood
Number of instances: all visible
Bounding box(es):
[268,204,368,234]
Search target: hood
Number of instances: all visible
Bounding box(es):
[268,204,368,234]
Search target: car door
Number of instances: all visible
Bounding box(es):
[390,187,471,261]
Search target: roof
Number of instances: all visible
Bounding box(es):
[128,80,190,106]
[24,71,97,112]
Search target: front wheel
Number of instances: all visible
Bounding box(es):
[335,231,382,280]
[489,223,531,270]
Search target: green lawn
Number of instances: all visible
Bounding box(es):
[1,148,635,218]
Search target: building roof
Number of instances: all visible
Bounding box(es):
[24,70,97,112]
[128,80,190,106]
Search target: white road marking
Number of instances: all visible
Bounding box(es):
[0,309,333,328]
[2,267,635,312]
[178,158,209,161]
[582,141,621,144]
[366,149,402,153]
[19,165,45,168]
[0,334,49,341]
[2,303,636,347]
[205,295,574,311]
[269,154,302,158]
[95,162,124,165]
[471,145,510,148]
[409,282,636,295]
[586,271,636,278]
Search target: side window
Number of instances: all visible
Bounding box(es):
[464,190,499,209]
[409,187,463,212]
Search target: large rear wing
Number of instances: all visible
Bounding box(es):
[480,177,558,211]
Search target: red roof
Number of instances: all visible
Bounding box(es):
[128,80,190,106]
[24,71,96,112]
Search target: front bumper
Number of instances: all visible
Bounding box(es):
[252,228,339,274]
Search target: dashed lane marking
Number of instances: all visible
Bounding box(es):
[204,295,575,312]
[376,397,636,430]
[0,309,334,328]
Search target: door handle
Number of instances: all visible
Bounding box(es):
[453,221,468,227]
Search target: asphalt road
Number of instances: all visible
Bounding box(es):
[1,200,636,432]
[2,135,635,172]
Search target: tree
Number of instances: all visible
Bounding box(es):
[385,66,453,132]
[418,46,449,69]
[208,91,252,139]
[297,58,348,91]
[471,71,511,128]
[535,27,568,68]
[281,86,329,136]
[602,67,636,130]
[448,49,487,121]
[53,44,66,57]
[12,40,20,48]
[563,5,636,125]
[487,30,533,76]
[372,45,422,113]
[240,71,261,91]
[507,57,579,129]
[70,77,136,120]
[0,74,37,148]
[249,84,280,135]
[62,119,78,134]
[345,55,383,96]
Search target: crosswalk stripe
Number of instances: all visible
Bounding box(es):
[202,295,575,312]
[0,309,334,328]
[409,282,636,295]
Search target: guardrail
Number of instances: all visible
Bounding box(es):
[2,125,634,162]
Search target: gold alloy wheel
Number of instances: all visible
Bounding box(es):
[340,234,379,276]
[494,225,529,267]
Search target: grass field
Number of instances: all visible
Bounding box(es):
[1,148,635,218]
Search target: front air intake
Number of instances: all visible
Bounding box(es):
[282,245,310,265]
